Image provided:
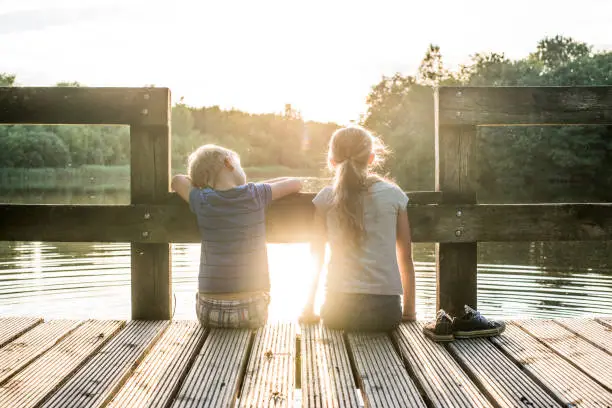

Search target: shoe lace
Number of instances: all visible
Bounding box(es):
[465,306,490,326]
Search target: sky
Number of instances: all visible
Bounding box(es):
[1,0,611,123]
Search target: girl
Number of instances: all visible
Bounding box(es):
[172,144,302,329]
[301,126,416,331]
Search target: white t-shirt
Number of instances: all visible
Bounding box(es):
[312,180,409,296]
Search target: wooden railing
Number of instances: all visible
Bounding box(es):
[1,86,612,319]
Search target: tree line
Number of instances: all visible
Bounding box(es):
[2,35,611,202]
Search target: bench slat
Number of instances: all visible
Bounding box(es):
[107,321,206,408]
[41,320,168,408]
[0,320,123,408]
[347,332,426,407]
[491,323,611,407]
[301,324,358,408]
[171,328,251,408]
[393,322,494,408]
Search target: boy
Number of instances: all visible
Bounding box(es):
[172,144,302,328]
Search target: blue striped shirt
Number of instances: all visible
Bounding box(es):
[189,183,272,293]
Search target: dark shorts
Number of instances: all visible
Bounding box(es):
[321,293,402,331]
[196,292,270,329]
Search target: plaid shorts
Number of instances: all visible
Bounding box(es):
[195,292,270,329]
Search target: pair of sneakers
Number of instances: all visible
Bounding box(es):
[423,305,506,342]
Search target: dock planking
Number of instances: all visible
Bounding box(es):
[492,323,612,407]
[556,318,612,354]
[107,321,206,408]
[300,324,358,408]
[393,322,494,408]
[0,320,123,408]
[448,336,561,407]
[347,332,426,408]
[0,319,81,385]
[517,319,612,390]
[239,323,296,407]
[41,320,168,408]
[0,317,42,348]
[0,316,610,407]
[171,328,252,408]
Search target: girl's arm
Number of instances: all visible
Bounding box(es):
[397,209,417,321]
[300,209,326,323]
[171,174,192,203]
[269,178,302,200]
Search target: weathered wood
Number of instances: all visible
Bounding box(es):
[107,321,205,408]
[596,316,612,328]
[0,87,169,125]
[439,86,612,125]
[0,317,42,348]
[171,328,251,408]
[41,320,168,408]
[0,320,81,385]
[347,332,426,408]
[239,323,295,407]
[4,202,612,243]
[516,319,612,390]
[448,336,562,408]
[556,318,612,354]
[392,322,493,408]
[300,324,358,408]
[131,123,172,320]
[0,320,123,408]
[435,121,478,317]
[492,323,612,407]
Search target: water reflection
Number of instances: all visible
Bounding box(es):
[1,190,611,321]
[1,240,611,321]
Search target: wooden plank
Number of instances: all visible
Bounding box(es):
[0,320,123,408]
[597,316,612,328]
[448,336,562,408]
[556,318,612,354]
[516,319,612,389]
[171,328,251,408]
[300,324,358,408]
[347,332,426,408]
[0,317,42,348]
[107,321,206,408]
[438,86,612,125]
[0,319,81,384]
[435,121,478,316]
[392,322,493,408]
[41,320,168,408]
[4,202,612,243]
[0,87,169,125]
[131,122,172,320]
[492,323,612,407]
[239,323,295,407]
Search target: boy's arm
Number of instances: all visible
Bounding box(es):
[269,178,302,200]
[171,174,192,203]
[396,209,416,321]
[300,210,326,323]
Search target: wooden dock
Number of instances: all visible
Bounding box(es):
[0,317,610,407]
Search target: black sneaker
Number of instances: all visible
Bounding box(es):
[453,305,506,339]
[423,310,455,342]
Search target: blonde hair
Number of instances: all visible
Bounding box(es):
[328,126,386,249]
[188,144,237,188]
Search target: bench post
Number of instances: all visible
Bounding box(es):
[435,90,478,317]
[130,90,172,320]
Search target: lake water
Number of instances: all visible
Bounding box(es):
[1,190,612,322]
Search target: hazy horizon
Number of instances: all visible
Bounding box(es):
[1,0,611,123]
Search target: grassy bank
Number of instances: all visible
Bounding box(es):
[0,165,323,193]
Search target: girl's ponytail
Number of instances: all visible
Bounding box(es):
[328,126,384,249]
